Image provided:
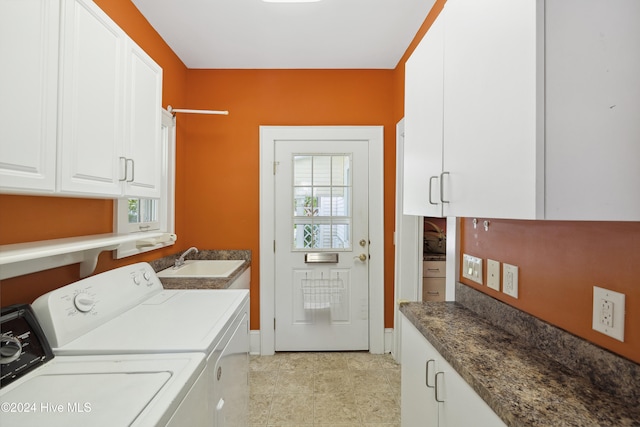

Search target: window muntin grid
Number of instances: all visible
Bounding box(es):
[292,154,352,250]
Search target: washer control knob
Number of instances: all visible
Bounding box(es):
[0,334,22,364]
[74,293,95,312]
[143,271,151,281]
[132,275,141,285]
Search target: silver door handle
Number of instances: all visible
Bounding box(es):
[435,371,445,402]
[426,359,435,388]
[428,176,438,205]
[439,171,450,204]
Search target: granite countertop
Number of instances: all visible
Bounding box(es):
[149,249,251,290]
[400,302,640,427]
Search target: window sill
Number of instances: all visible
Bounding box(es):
[0,232,175,280]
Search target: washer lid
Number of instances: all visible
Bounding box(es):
[56,290,248,355]
[0,353,206,427]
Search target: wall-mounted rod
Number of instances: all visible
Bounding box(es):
[167,105,229,116]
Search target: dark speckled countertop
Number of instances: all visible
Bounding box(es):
[148,249,251,289]
[400,301,640,427]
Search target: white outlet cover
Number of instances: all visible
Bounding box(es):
[502,263,518,298]
[487,259,500,291]
[592,286,625,342]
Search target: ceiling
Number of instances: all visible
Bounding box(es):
[130,0,436,69]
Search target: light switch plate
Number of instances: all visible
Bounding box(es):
[592,286,625,341]
[462,254,483,285]
[487,259,500,291]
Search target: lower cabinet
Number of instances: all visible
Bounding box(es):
[401,314,506,427]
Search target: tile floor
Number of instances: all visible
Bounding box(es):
[249,351,400,426]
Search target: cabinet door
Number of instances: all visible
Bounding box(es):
[403,9,445,217]
[401,315,438,427]
[123,40,163,198]
[544,0,640,221]
[58,0,126,196]
[0,0,59,193]
[442,0,542,219]
[436,355,506,427]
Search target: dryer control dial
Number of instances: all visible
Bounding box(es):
[0,334,22,364]
[74,293,95,312]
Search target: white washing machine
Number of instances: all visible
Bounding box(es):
[1,304,209,427]
[31,262,250,427]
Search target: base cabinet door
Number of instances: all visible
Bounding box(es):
[401,315,439,427]
[436,353,506,427]
[401,314,506,427]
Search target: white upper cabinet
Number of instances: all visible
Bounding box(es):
[0,0,60,193]
[58,0,163,198]
[442,0,542,219]
[58,0,127,196]
[0,0,163,199]
[123,40,163,198]
[403,7,445,217]
[405,0,640,221]
[543,0,640,220]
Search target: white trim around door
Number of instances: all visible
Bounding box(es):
[259,126,385,355]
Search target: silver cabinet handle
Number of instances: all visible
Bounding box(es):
[426,359,435,388]
[428,176,439,205]
[119,157,128,181]
[439,171,450,204]
[435,371,445,402]
[126,158,135,183]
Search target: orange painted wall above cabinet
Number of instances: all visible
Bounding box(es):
[459,218,640,363]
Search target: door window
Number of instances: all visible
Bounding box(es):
[292,154,352,250]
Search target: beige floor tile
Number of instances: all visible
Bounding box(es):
[278,352,318,370]
[249,352,401,426]
[314,370,353,393]
[314,392,361,424]
[249,393,272,425]
[315,352,349,371]
[345,352,382,370]
[275,370,315,394]
[356,392,400,424]
[250,354,282,372]
[350,370,391,393]
[250,370,278,395]
[268,393,314,424]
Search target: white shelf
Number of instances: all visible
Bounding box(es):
[0,232,169,280]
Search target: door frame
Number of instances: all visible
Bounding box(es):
[259,125,385,355]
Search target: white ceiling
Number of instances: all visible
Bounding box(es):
[130,0,436,69]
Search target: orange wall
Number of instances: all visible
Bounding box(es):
[459,218,640,363]
[180,69,397,329]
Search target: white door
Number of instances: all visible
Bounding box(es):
[274,140,369,351]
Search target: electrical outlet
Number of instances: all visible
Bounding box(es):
[592,286,625,341]
[487,259,500,291]
[462,254,483,285]
[502,263,518,298]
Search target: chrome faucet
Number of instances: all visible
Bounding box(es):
[174,246,198,268]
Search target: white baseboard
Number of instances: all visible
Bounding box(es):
[250,330,261,355]
[384,328,394,354]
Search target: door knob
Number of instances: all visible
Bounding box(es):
[354,253,367,262]
[359,239,367,247]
